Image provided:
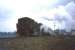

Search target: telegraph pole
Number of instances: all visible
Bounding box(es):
[53,20,56,33]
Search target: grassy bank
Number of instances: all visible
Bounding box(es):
[0,36,75,50]
[8,36,50,50]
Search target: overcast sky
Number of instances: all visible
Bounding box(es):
[0,0,75,32]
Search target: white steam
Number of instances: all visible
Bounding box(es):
[39,1,75,33]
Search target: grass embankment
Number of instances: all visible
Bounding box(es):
[8,36,49,50]
[6,36,75,50]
